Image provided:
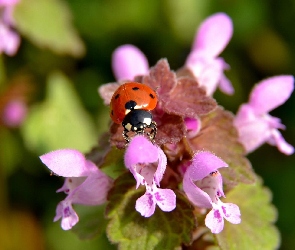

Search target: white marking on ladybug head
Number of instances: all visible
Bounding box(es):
[143,117,152,125]
[125,109,131,115]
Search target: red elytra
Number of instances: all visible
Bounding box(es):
[110,82,158,124]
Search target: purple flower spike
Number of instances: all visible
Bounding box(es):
[124,135,176,217]
[40,149,113,230]
[234,75,294,155]
[183,151,241,233]
[185,13,234,96]
[112,44,149,81]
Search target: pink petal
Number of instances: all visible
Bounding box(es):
[236,116,271,153]
[234,104,257,127]
[193,13,233,58]
[198,58,223,95]
[135,192,156,217]
[154,148,167,186]
[124,136,159,167]
[70,171,113,205]
[40,149,97,177]
[112,44,149,81]
[2,100,27,127]
[124,135,167,187]
[220,202,241,224]
[219,73,234,95]
[249,75,294,114]
[0,23,20,56]
[187,151,228,181]
[154,188,176,212]
[185,117,201,138]
[183,174,212,208]
[270,129,294,155]
[205,208,224,234]
[54,201,79,230]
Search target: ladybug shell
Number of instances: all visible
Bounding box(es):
[110,82,157,124]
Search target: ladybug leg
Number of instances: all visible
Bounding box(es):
[122,129,131,143]
[147,121,157,143]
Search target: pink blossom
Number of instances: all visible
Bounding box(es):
[183,151,241,234]
[112,44,149,82]
[124,135,176,217]
[0,0,20,55]
[234,75,294,155]
[40,149,113,230]
[185,13,234,96]
[2,100,27,127]
[184,117,201,138]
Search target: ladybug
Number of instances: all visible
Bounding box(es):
[110,82,158,143]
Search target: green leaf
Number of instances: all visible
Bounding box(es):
[0,129,22,176]
[106,173,195,250]
[216,181,280,250]
[22,72,97,154]
[72,204,108,240]
[189,107,256,189]
[14,0,85,57]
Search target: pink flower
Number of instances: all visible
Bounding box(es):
[124,135,176,217]
[0,0,20,56]
[183,151,241,234]
[2,100,27,127]
[40,149,113,230]
[234,75,294,155]
[184,117,201,138]
[112,44,149,82]
[185,13,234,96]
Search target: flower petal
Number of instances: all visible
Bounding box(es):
[2,100,27,127]
[54,201,79,230]
[124,135,159,167]
[40,149,97,177]
[135,192,156,217]
[112,44,149,81]
[185,117,201,138]
[193,13,233,58]
[70,170,113,205]
[220,202,241,224]
[124,135,165,187]
[218,72,234,95]
[154,188,176,212]
[235,115,271,153]
[270,129,294,155]
[186,151,228,181]
[183,174,212,208]
[154,147,167,186]
[205,208,224,234]
[249,75,294,114]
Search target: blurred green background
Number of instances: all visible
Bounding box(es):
[0,0,294,249]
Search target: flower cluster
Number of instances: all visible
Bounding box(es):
[40,149,113,230]
[40,12,293,243]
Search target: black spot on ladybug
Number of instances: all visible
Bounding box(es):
[125,100,137,110]
[132,87,140,91]
[149,93,155,99]
[111,110,114,116]
[115,94,120,99]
